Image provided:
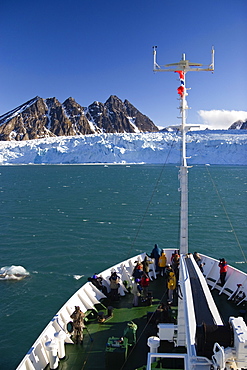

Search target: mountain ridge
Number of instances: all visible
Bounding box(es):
[229,119,247,130]
[0,96,158,141]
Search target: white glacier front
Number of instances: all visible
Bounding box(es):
[0,130,246,165]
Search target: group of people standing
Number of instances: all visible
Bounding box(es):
[131,244,180,306]
[149,244,180,279]
[150,244,180,305]
[90,248,228,311]
[132,260,151,305]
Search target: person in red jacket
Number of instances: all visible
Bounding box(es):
[218,258,227,286]
[140,273,150,300]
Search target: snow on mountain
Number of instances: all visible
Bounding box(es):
[0,95,159,141]
[0,130,246,165]
[0,97,39,125]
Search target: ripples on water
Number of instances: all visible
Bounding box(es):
[0,164,246,369]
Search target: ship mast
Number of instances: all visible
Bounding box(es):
[153,47,214,254]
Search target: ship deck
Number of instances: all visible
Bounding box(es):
[48,274,181,370]
[44,274,246,370]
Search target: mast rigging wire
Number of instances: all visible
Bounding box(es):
[205,165,247,264]
[126,129,180,259]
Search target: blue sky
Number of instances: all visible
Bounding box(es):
[0,0,246,129]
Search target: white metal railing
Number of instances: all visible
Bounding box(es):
[200,253,247,304]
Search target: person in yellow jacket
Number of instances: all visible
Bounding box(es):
[167,271,176,304]
[158,251,167,276]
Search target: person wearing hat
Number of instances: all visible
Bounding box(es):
[164,264,173,279]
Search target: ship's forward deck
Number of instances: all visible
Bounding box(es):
[46,275,181,370]
[43,271,246,370]
[16,252,247,370]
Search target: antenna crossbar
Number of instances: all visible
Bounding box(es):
[153,46,215,73]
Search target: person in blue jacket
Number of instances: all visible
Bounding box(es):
[149,244,161,272]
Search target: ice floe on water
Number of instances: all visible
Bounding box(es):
[0,265,30,280]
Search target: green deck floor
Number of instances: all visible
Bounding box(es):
[45,278,247,370]
[49,276,179,370]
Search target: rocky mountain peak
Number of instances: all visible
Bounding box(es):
[229,119,247,130]
[105,95,126,112]
[0,95,158,141]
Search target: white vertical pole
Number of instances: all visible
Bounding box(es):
[179,166,188,255]
[178,69,189,347]
[179,70,188,255]
[153,46,157,71]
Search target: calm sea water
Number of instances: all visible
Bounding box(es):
[0,164,246,369]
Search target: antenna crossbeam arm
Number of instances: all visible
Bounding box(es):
[153,66,214,73]
[153,46,215,73]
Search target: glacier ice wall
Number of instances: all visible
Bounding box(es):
[0,131,246,165]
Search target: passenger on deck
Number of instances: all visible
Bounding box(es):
[142,255,153,279]
[123,321,138,346]
[171,253,180,280]
[109,271,120,300]
[199,262,205,273]
[193,252,202,265]
[132,281,141,306]
[70,306,85,344]
[167,271,176,305]
[218,258,228,286]
[171,250,179,262]
[88,274,108,296]
[164,264,173,279]
[132,262,143,283]
[140,273,150,300]
[149,244,161,272]
[158,250,167,276]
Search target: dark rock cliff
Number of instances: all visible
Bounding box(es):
[229,120,247,130]
[0,95,158,141]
